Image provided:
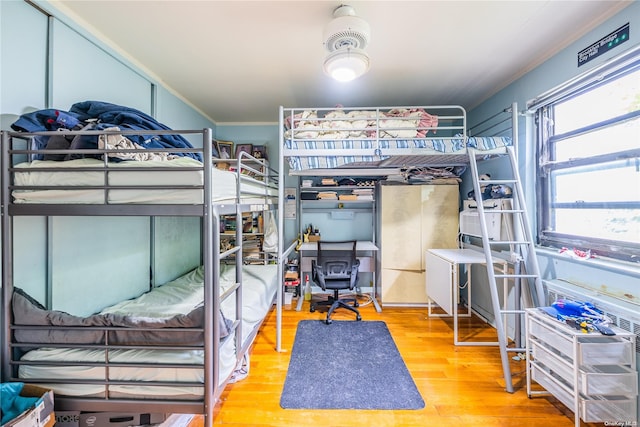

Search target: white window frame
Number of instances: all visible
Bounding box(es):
[529,46,640,263]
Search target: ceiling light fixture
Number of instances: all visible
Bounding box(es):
[323,5,371,82]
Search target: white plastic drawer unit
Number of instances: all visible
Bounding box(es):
[580,397,638,424]
[531,341,638,395]
[579,365,638,396]
[530,340,572,383]
[528,315,634,365]
[531,365,638,423]
[526,308,638,427]
[578,337,634,365]
[531,365,574,409]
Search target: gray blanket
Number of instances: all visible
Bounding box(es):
[12,287,231,346]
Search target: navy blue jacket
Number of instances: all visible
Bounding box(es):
[12,100,202,161]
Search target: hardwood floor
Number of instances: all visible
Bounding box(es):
[188,297,597,427]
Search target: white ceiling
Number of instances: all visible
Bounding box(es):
[54,1,632,124]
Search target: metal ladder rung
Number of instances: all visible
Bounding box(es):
[488,209,524,213]
[507,347,527,353]
[494,273,539,279]
[500,309,526,315]
[488,240,530,245]
[482,179,517,184]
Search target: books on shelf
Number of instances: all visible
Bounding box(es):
[353,188,373,200]
[318,192,338,200]
[352,188,373,195]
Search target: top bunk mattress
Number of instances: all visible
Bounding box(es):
[11,157,277,205]
[281,105,513,171]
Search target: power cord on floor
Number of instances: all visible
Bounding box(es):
[313,291,373,307]
[347,292,374,307]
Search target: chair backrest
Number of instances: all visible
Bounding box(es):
[312,241,359,290]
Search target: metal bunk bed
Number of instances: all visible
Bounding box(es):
[0,127,281,425]
[277,103,544,392]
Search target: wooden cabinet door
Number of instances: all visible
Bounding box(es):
[380,184,459,305]
[380,185,422,270]
[381,268,426,304]
[420,185,460,268]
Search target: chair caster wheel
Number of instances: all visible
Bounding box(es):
[310,306,316,313]
[356,315,362,321]
[325,318,332,325]
[354,302,359,307]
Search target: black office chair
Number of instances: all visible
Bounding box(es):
[310,240,362,324]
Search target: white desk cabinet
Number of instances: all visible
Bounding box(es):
[425,248,507,346]
[380,184,459,305]
[526,308,638,427]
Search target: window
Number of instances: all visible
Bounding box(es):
[534,51,640,262]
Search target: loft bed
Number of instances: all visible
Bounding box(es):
[278,104,517,177]
[0,126,282,425]
[276,103,518,313]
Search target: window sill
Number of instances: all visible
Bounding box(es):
[536,246,640,279]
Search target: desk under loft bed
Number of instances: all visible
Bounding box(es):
[0,127,281,426]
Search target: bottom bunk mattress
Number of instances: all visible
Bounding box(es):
[15,263,278,399]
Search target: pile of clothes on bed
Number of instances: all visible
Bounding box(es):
[11,100,201,162]
[284,106,439,140]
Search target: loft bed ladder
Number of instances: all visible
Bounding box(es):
[467,145,545,393]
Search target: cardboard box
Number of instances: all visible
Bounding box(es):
[79,413,166,427]
[284,271,299,280]
[338,194,357,201]
[1,384,55,427]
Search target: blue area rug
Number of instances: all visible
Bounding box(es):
[280,320,425,409]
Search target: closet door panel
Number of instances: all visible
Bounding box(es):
[0,1,47,129]
[153,217,201,286]
[50,19,151,111]
[51,217,151,317]
[12,217,48,304]
[381,186,422,270]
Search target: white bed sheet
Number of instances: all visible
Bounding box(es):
[12,158,276,204]
[18,263,278,398]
